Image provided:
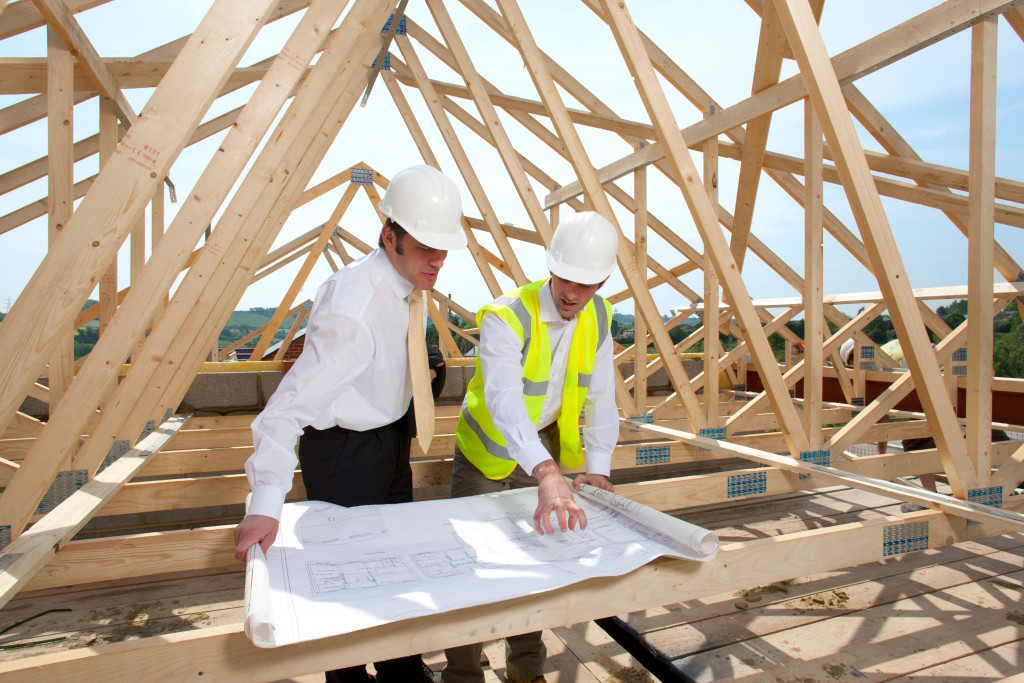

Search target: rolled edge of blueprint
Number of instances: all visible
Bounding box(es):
[244,542,276,647]
[576,482,719,561]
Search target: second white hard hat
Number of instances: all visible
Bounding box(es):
[546,211,619,285]
[379,165,466,251]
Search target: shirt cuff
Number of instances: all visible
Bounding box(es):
[518,446,554,479]
[248,485,288,520]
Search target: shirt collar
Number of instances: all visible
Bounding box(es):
[540,279,570,323]
[373,247,414,301]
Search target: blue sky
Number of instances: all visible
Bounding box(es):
[1,0,1022,320]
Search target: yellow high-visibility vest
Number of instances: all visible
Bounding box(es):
[456,279,611,479]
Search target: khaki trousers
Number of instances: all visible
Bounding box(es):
[440,427,560,683]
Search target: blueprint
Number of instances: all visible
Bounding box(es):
[244,484,718,648]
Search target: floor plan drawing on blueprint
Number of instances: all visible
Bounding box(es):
[244,484,718,648]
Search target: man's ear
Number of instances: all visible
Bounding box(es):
[381,224,395,251]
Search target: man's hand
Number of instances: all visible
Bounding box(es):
[573,473,613,493]
[234,514,280,562]
[532,460,587,535]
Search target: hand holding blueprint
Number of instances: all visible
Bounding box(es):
[244,484,718,647]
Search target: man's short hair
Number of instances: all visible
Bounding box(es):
[379,218,408,250]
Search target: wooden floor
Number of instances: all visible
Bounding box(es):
[0,484,1021,682]
[614,485,1024,682]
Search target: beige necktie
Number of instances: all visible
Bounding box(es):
[408,289,434,455]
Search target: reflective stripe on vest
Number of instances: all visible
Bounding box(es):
[456,280,612,479]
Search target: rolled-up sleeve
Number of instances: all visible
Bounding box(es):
[478,313,552,476]
[581,331,618,476]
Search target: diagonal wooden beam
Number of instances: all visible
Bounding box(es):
[0,413,190,610]
[775,0,976,494]
[251,183,360,359]
[394,33,528,286]
[62,0,397,495]
[546,0,1021,209]
[496,0,707,427]
[379,69,501,297]
[729,0,788,270]
[597,0,807,451]
[628,419,1024,530]
[425,0,552,245]
[30,0,136,127]
[0,0,337,542]
[0,0,279,456]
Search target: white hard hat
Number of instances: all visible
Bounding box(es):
[546,211,619,285]
[379,165,466,250]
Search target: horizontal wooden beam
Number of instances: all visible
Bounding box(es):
[626,418,1024,530]
[675,282,1024,311]
[0,509,992,681]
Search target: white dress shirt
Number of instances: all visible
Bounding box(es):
[246,248,414,520]
[477,280,618,477]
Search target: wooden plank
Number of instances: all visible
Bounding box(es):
[424,0,553,245]
[45,25,75,409]
[627,418,1024,529]
[634,162,648,414]
[25,526,237,593]
[0,0,279,452]
[804,100,824,449]
[379,70,502,297]
[0,513,987,682]
[701,115,720,428]
[0,0,305,543]
[30,0,137,127]
[774,0,975,496]
[967,17,998,487]
[0,414,190,610]
[0,0,108,40]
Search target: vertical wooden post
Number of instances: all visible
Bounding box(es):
[702,112,720,429]
[774,0,972,493]
[853,337,866,406]
[633,157,648,414]
[151,183,166,316]
[967,16,998,487]
[46,26,74,406]
[97,97,118,339]
[803,100,824,449]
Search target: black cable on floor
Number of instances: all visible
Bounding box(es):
[595,617,695,683]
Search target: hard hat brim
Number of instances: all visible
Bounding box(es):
[403,223,468,251]
[546,252,615,285]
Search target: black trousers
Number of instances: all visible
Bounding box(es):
[299,416,423,683]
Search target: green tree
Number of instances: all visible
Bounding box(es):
[994,312,1023,379]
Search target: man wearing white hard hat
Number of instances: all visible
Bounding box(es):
[235,165,464,683]
[442,211,620,683]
